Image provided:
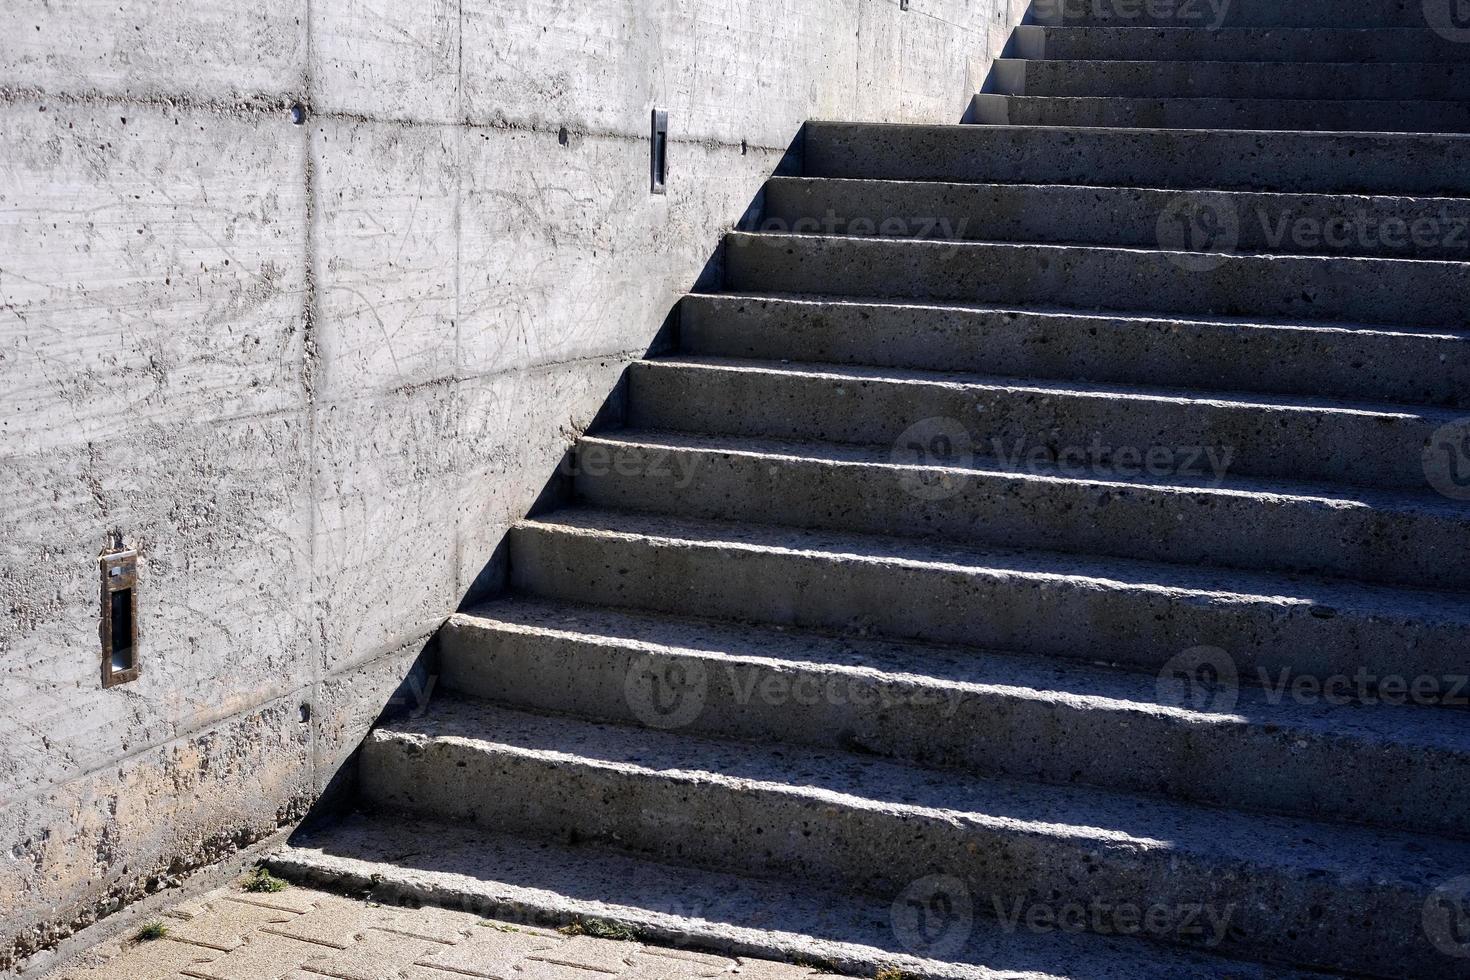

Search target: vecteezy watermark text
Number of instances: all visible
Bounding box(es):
[889,875,1236,956]
[624,654,967,730]
[755,211,972,241]
[1031,0,1232,28]
[891,418,1237,501]
[1156,646,1469,711]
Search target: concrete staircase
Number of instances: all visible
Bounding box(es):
[272,8,1470,979]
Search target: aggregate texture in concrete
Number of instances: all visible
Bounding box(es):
[0,0,1023,969]
[39,876,844,980]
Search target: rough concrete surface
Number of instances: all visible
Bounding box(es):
[439,597,1470,838]
[1,0,1019,969]
[358,697,1470,977]
[274,12,1470,980]
[39,876,838,980]
[269,814,1333,980]
[508,509,1470,701]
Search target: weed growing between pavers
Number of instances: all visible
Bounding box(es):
[242,868,289,893]
[558,919,641,941]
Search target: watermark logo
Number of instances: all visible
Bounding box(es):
[890,419,1236,494]
[1259,668,1468,708]
[991,896,1235,947]
[993,434,1235,484]
[891,876,973,959]
[1424,419,1470,501]
[1157,194,1240,272]
[1255,209,1469,255]
[891,418,976,501]
[1158,647,1467,709]
[624,655,708,730]
[1425,0,1470,43]
[1425,876,1470,959]
[1156,646,1240,713]
[565,443,702,490]
[1031,0,1232,29]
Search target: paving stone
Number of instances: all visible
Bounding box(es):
[301,928,441,980]
[168,901,299,952]
[370,903,482,943]
[529,936,637,974]
[633,947,736,971]
[415,928,562,978]
[52,938,219,980]
[481,921,563,939]
[516,962,625,980]
[261,895,374,949]
[182,933,325,980]
[727,961,814,980]
[170,889,233,921]
[616,951,730,980]
[400,969,484,980]
[39,883,853,980]
[229,887,322,915]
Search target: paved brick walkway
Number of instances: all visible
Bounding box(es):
[43,881,840,980]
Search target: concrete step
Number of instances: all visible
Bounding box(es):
[1009,26,1470,64]
[803,121,1470,195]
[759,177,1470,261]
[722,232,1470,328]
[441,596,1470,838]
[677,294,1470,408]
[990,58,1470,100]
[509,508,1470,705]
[268,813,1336,980]
[625,356,1458,491]
[970,93,1470,134]
[357,697,1470,978]
[1024,0,1431,29]
[570,430,1470,590]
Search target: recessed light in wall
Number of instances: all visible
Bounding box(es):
[651,109,669,195]
[100,548,139,688]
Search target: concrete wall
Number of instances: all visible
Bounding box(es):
[0,0,1022,967]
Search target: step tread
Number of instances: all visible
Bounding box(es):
[519,507,1470,623]
[1015,26,1468,34]
[579,428,1469,520]
[452,595,1470,753]
[637,354,1464,424]
[732,228,1470,269]
[995,58,1470,68]
[373,696,1470,887]
[814,118,1470,141]
[690,291,1470,339]
[766,174,1470,207]
[972,94,1470,137]
[981,94,1470,108]
[270,813,1330,980]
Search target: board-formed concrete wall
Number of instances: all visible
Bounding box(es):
[0,0,1020,967]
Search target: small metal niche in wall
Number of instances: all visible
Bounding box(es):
[651,109,669,195]
[100,547,140,687]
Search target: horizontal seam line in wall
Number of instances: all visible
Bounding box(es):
[2,87,795,154]
[3,350,652,460]
[0,85,302,115]
[318,346,655,405]
[0,629,437,814]
[353,112,792,153]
